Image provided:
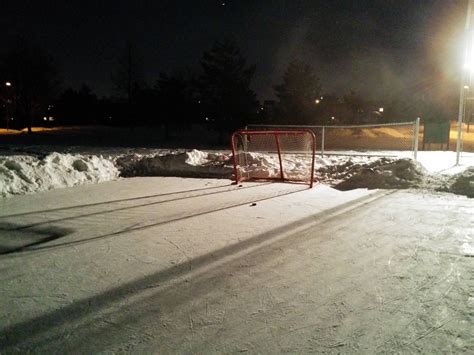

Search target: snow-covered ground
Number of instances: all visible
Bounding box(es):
[0,147,473,198]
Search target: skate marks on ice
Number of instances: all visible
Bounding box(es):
[0,189,390,352]
[0,182,303,254]
[0,181,246,219]
[0,190,471,353]
[107,191,471,354]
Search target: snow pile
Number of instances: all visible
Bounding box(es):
[238,153,285,179]
[115,151,430,193]
[237,154,394,183]
[116,149,233,178]
[0,148,473,198]
[439,167,474,198]
[334,158,428,191]
[315,156,393,185]
[0,153,119,197]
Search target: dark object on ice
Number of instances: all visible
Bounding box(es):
[250,203,257,206]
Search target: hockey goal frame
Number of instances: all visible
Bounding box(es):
[231,129,316,188]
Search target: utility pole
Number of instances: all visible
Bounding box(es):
[457,0,474,165]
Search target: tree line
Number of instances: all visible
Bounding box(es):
[0,37,451,137]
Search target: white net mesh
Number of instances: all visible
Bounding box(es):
[231,130,316,186]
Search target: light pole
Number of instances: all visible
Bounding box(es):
[457,0,474,165]
[4,82,12,131]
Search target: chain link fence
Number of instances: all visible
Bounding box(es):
[247,120,420,159]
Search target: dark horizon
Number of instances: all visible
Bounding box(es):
[1,0,467,101]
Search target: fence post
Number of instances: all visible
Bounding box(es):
[243,125,249,154]
[321,126,325,157]
[413,117,420,161]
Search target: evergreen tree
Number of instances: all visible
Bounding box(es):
[273,61,321,124]
[199,40,257,140]
[155,72,197,139]
[56,85,98,125]
[113,43,145,127]
[342,90,365,124]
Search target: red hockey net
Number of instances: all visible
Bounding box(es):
[231,129,316,187]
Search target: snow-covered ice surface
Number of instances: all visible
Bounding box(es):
[0,177,472,353]
[0,147,473,198]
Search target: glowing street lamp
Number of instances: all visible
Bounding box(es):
[4,82,13,131]
[315,99,320,104]
[379,107,384,113]
[464,28,474,73]
[457,0,474,165]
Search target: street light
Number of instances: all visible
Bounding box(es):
[5,81,13,131]
[457,0,474,165]
[379,107,384,113]
[4,82,13,130]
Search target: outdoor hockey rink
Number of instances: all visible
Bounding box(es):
[0,177,472,353]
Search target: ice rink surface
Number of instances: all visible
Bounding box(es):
[0,177,472,353]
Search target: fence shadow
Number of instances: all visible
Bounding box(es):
[2,183,271,232]
[3,186,308,255]
[0,223,72,255]
[0,182,239,219]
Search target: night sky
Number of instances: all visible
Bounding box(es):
[1,0,467,101]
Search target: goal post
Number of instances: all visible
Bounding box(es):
[231,129,316,188]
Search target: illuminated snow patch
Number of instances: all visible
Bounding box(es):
[0,153,119,197]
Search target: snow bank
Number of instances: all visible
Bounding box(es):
[334,158,427,191]
[438,167,474,198]
[0,148,473,198]
[315,156,394,185]
[116,149,233,178]
[0,153,119,197]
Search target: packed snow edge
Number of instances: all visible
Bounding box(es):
[0,149,473,198]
